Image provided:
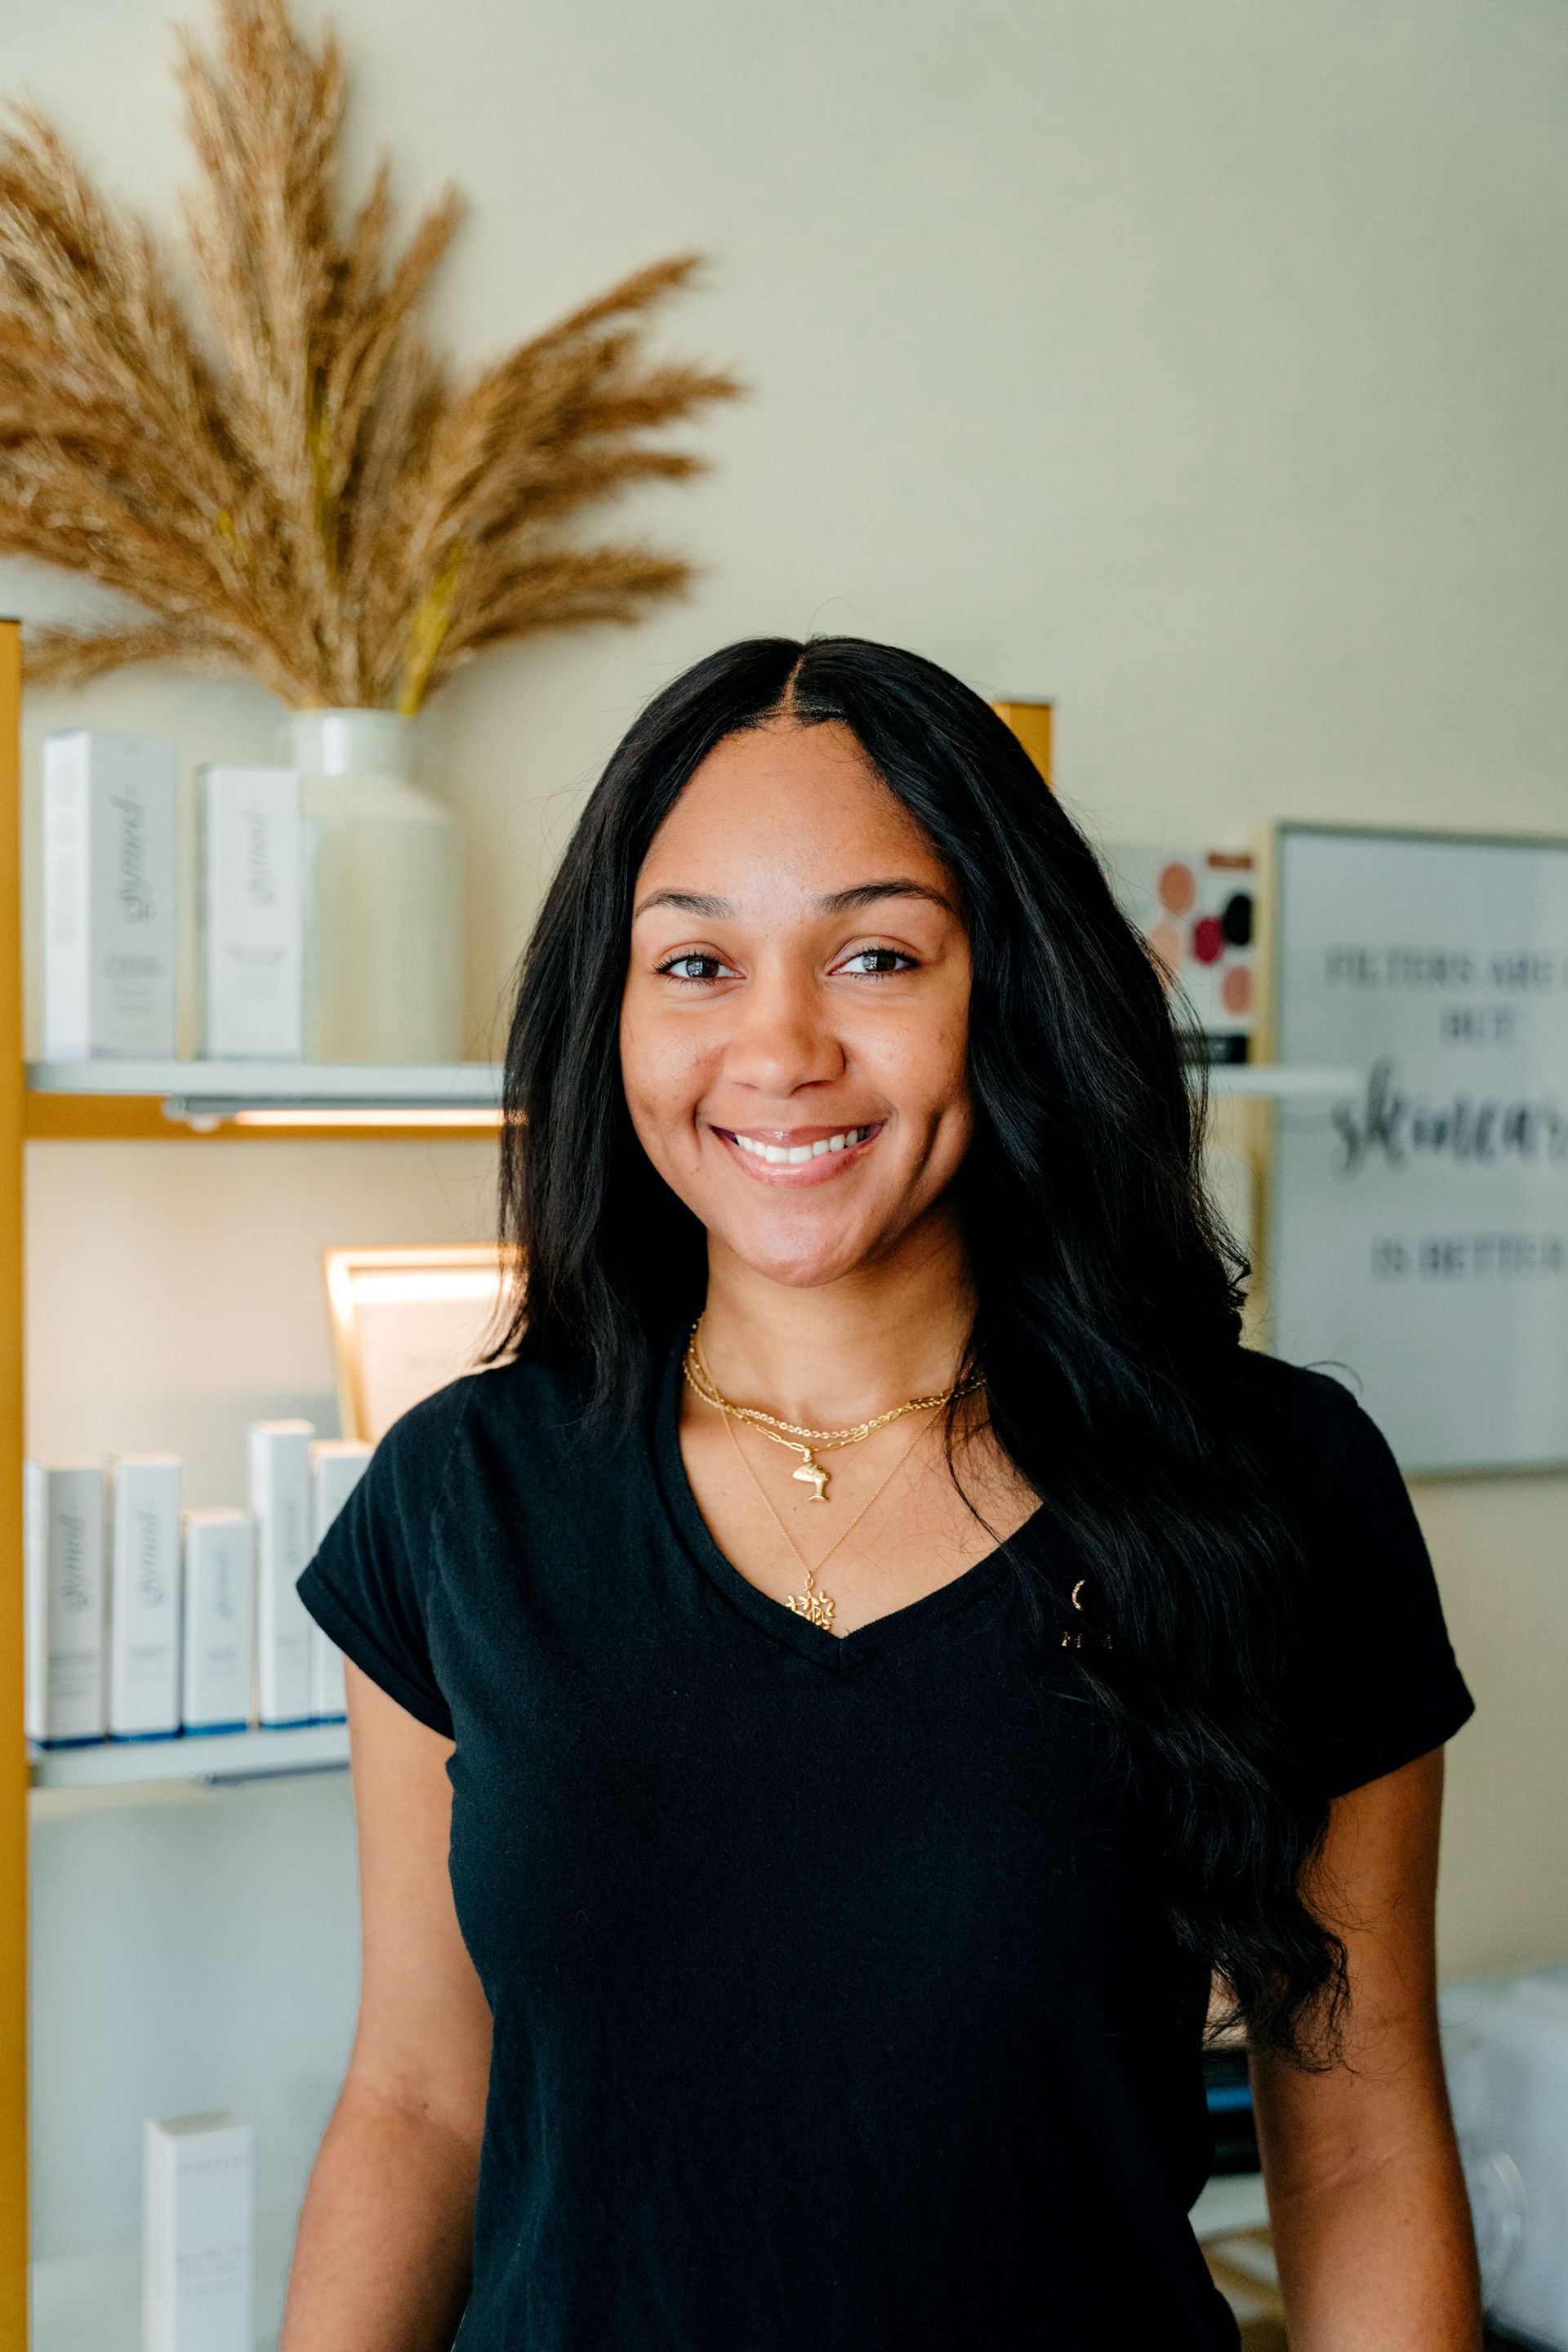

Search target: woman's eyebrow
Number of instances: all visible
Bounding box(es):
[817,880,956,916]
[633,879,955,920]
[633,889,732,918]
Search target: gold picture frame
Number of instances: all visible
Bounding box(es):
[323,1244,519,1443]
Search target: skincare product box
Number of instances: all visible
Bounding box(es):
[249,1420,314,1726]
[198,765,303,1058]
[309,1439,372,1722]
[181,1511,256,1735]
[144,2110,255,2352]
[42,728,178,1060]
[23,1461,105,1745]
[109,1456,182,1740]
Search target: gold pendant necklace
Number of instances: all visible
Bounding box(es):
[681,1318,981,1503]
[786,1562,835,1631]
[722,1409,935,1631]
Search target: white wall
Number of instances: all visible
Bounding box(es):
[16,0,1568,1004]
[9,0,1568,2310]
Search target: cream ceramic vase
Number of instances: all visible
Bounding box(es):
[284,709,462,1064]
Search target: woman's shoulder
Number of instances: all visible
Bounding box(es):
[326,1348,618,1588]
[1230,1353,1474,1793]
[1228,1347,1397,1510]
[374,1345,599,1478]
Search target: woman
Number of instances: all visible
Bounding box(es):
[287,637,1479,2351]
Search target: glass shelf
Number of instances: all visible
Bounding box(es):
[24,1060,504,1138]
[28,1060,501,1102]
[29,1723,349,1791]
[1203,1064,1358,1098]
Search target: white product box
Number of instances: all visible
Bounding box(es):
[248,1421,314,1726]
[181,1511,256,1735]
[42,728,177,1060]
[108,1457,181,1740]
[198,766,302,1058]
[309,1440,372,1721]
[23,1461,105,1745]
[144,2110,254,2352]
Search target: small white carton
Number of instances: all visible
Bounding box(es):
[307,1439,372,1721]
[23,1461,105,1744]
[180,1511,256,1735]
[198,765,303,1058]
[248,1420,314,1726]
[108,1456,181,1740]
[42,728,177,1059]
[143,2109,254,2352]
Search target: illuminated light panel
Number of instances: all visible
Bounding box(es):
[223,1106,503,1129]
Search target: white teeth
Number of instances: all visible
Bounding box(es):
[731,1125,869,1162]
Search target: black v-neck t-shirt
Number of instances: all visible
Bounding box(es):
[298,1343,1472,2351]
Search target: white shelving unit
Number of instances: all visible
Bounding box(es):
[16,1035,488,2336]
[29,1724,349,1793]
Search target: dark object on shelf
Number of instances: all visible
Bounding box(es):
[1221,891,1254,950]
[1176,1030,1251,1068]
[1204,2044,1259,2176]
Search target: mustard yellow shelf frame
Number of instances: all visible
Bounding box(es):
[0,619,27,2344]
[991,697,1053,786]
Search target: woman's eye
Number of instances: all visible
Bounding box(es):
[657,953,733,984]
[838,947,916,977]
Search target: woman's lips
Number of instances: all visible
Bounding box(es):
[708,1120,884,1185]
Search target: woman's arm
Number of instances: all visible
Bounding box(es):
[280,1662,493,2352]
[1250,1747,1481,2351]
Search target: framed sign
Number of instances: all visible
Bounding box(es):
[1269,824,1568,1472]
[324,1244,519,1443]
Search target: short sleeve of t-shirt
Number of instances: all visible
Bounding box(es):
[1274,1368,1475,1800]
[296,1383,465,1740]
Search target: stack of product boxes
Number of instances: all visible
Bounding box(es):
[42,724,303,1065]
[24,1430,371,1748]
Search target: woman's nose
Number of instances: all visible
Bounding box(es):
[721,970,844,1097]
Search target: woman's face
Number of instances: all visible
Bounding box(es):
[620,719,973,1290]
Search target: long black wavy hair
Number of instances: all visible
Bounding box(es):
[497,634,1345,2062]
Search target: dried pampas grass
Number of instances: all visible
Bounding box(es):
[0,0,740,710]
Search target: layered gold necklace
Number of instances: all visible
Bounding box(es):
[680,1318,983,1630]
[681,1318,978,1503]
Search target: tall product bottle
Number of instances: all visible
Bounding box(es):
[286,710,461,1063]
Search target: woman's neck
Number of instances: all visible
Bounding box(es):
[697,1205,974,1428]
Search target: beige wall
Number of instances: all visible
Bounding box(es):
[9,0,1568,1979]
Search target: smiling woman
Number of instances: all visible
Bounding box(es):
[285,638,1480,2352]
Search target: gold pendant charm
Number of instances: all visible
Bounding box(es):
[784,1566,836,1630]
[791,1452,831,1503]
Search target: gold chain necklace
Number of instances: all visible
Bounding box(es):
[682,1317,981,1503]
[723,1409,934,1631]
